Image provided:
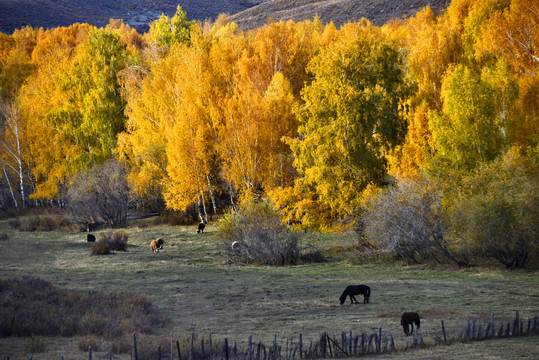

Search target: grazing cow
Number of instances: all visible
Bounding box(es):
[150,238,164,253]
[87,221,100,232]
[87,233,96,242]
[339,285,371,305]
[401,312,421,336]
[197,222,206,234]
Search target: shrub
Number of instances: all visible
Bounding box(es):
[104,230,129,251]
[26,335,47,353]
[219,200,299,266]
[361,175,467,266]
[0,276,170,340]
[448,149,539,268]
[91,230,128,255]
[78,337,101,352]
[91,239,111,255]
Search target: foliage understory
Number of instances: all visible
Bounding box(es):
[0,276,170,353]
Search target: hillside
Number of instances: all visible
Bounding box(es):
[0,0,269,35]
[1,0,447,35]
[230,0,448,30]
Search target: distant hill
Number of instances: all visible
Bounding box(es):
[0,0,269,35]
[230,0,448,31]
[0,0,447,35]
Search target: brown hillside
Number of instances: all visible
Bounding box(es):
[230,0,449,30]
[0,0,270,35]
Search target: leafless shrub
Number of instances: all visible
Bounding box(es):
[67,160,134,228]
[219,200,299,266]
[91,230,128,255]
[361,175,466,266]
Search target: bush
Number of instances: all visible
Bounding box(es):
[448,149,539,268]
[0,276,170,340]
[8,214,78,232]
[91,230,128,255]
[26,335,47,353]
[219,200,299,266]
[78,337,101,352]
[91,239,110,255]
[361,175,467,266]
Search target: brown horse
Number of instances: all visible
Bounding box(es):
[401,312,420,336]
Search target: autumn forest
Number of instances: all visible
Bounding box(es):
[0,0,537,267]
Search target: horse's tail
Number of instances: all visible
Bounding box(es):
[416,314,421,329]
[366,286,371,297]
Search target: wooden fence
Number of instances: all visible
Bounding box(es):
[5,312,538,360]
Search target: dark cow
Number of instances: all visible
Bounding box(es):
[197,222,206,234]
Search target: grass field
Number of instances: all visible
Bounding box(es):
[0,217,538,359]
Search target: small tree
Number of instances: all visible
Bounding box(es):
[67,160,133,227]
[449,149,539,268]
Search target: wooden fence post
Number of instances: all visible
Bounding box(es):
[171,331,174,360]
[133,333,138,360]
[349,330,352,356]
[177,340,182,360]
[158,344,162,360]
[201,338,206,360]
[441,320,447,342]
[210,334,213,360]
[377,327,382,353]
[89,346,92,360]
[109,349,112,360]
[224,338,229,360]
[514,311,520,336]
[413,325,418,347]
[299,333,303,360]
[190,332,194,360]
[491,313,495,338]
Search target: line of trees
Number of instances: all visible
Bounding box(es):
[0,1,537,265]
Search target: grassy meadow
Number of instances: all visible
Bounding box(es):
[0,216,538,359]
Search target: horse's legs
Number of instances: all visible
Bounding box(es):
[350,294,358,304]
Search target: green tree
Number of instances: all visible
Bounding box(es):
[51,29,132,168]
[431,64,502,172]
[149,5,196,51]
[288,23,414,226]
[449,148,539,268]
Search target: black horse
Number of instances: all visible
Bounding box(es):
[339,285,371,305]
[400,312,420,336]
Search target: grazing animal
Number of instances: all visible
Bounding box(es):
[401,312,421,336]
[339,285,371,305]
[231,241,240,251]
[197,222,206,234]
[87,221,100,232]
[87,233,96,242]
[150,238,164,253]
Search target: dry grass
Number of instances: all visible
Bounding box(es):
[0,217,537,359]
